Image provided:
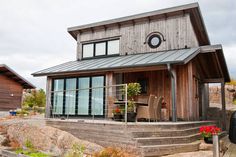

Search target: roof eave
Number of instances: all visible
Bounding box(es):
[0,64,36,89]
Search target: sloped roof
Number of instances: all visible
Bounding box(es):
[0,64,35,89]
[68,3,210,46]
[32,47,200,76]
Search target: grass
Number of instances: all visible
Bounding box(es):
[15,148,50,157]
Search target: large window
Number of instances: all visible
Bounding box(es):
[53,79,64,114]
[82,39,119,59]
[78,77,90,115]
[52,76,105,117]
[65,78,76,115]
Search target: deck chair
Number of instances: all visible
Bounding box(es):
[154,96,164,121]
[136,95,156,121]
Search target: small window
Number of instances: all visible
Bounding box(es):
[108,40,119,55]
[147,34,162,49]
[95,42,106,56]
[83,44,94,58]
[82,39,119,59]
[138,78,148,94]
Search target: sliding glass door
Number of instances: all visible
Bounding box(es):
[78,77,90,115]
[65,78,76,115]
[53,79,64,114]
[52,76,105,117]
[91,76,104,116]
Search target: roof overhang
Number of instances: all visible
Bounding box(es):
[32,48,201,77]
[0,64,35,89]
[200,44,230,82]
[68,3,210,46]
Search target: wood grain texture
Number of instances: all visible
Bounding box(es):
[77,14,199,60]
[45,77,52,118]
[123,70,171,120]
[0,74,23,110]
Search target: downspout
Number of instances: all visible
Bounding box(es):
[167,64,177,122]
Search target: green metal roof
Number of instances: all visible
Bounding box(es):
[32,48,200,76]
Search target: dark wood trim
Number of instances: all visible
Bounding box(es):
[51,75,105,118]
[202,78,224,83]
[82,38,120,59]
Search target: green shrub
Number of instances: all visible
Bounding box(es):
[16,109,29,116]
[64,144,85,157]
[33,106,45,114]
[23,89,46,108]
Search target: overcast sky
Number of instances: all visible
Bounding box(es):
[0,0,235,90]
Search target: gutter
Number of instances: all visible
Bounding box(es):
[167,64,177,122]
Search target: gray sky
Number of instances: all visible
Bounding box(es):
[0,0,235,89]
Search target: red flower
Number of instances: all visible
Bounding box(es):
[199,125,221,138]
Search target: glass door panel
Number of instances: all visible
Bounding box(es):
[65,78,76,115]
[78,77,90,115]
[53,79,64,114]
[91,76,104,116]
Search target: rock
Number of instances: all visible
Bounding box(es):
[163,151,213,157]
[0,134,6,145]
[6,122,103,156]
[199,140,213,150]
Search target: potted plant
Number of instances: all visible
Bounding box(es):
[112,107,122,121]
[199,125,221,144]
[125,83,141,122]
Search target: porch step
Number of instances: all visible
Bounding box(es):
[46,120,217,157]
[135,133,200,146]
[140,141,200,157]
[131,127,200,138]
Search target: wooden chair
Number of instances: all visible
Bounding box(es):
[136,95,156,121]
[154,96,164,121]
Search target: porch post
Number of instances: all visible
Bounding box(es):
[201,83,209,120]
[45,77,52,118]
[221,81,226,130]
[106,72,115,119]
[167,64,177,122]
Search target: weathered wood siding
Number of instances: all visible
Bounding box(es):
[77,14,199,60]
[0,75,23,110]
[175,61,202,121]
[123,70,171,119]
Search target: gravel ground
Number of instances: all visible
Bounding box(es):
[0,112,9,118]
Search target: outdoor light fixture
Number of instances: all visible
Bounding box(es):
[144,32,166,49]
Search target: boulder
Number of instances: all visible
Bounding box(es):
[6,122,103,155]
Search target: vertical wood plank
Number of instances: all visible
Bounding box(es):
[221,82,226,130]
[45,77,52,118]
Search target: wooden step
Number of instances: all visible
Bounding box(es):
[135,133,200,146]
[140,141,200,157]
[131,127,200,138]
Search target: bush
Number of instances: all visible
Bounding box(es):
[16,109,29,116]
[64,144,85,157]
[23,89,46,108]
[93,147,135,157]
[33,106,45,114]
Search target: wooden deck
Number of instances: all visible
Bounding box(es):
[46,119,217,156]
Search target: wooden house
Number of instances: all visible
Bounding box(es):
[0,64,35,111]
[33,3,230,125]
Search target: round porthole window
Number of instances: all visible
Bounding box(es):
[147,34,162,49]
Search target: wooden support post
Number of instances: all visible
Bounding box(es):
[201,83,209,120]
[221,82,226,131]
[45,77,52,118]
[167,64,177,122]
[106,72,115,119]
